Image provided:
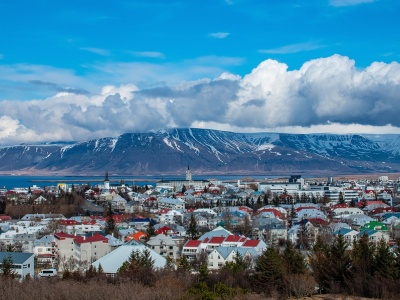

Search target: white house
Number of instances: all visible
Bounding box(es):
[332,207,365,218]
[146,234,179,260]
[207,247,258,270]
[181,239,202,261]
[332,228,359,249]
[158,198,185,210]
[0,252,34,280]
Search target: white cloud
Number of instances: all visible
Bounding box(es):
[0,55,399,145]
[209,32,230,39]
[127,51,165,59]
[259,42,325,54]
[80,47,111,56]
[330,0,375,6]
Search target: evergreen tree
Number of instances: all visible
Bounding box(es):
[146,221,156,240]
[6,244,15,252]
[374,237,396,279]
[97,263,103,274]
[165,256,175,270]
[282,240,307,275]
[263,192,269,206]
[223,251,249,273]
[178,255,191,271]
[338,192,345,204]
[329,234,351,290]
[256,196,261,208]
[0,199,6,214]
[198,263,209,283]
[186,213,200,240]
[298,219,310,250]
[309,235,331,293]
[104,203,115,235]
[393,239,400,279]
[252,247,285,293]
[118,249,155,275]
[272,194,280,207]
[245,197,250,207]
[350,233,375,297]
[1,255,15,278]
[85,264,97,279]
[311,194,317,204]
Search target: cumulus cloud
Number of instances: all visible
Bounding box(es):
[0,55,399,145]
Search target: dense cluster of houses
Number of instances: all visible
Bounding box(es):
[0,172,399,279]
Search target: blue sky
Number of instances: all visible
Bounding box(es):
[0,0,399,144]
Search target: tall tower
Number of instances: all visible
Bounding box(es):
[104,171,110,190]
[185,165,192,181]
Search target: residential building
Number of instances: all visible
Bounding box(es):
[146,234,179,260]
[0,252,34,280]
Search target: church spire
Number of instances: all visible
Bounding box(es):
[104,171,110,190]
[186,165,192,181]
[105,171,109,182]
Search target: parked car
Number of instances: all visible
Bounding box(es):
[38,268,57,277]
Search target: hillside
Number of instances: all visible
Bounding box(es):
[0,128,399,175]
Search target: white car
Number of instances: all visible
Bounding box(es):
[38,268,57,277]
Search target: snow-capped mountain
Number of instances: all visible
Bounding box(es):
[0,128,399,175]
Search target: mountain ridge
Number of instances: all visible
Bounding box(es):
[0,128,399,176]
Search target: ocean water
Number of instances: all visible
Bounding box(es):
[0,174,273,190]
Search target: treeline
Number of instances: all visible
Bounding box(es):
[4,192,84,218]
[3,234,400,299]
[310,234,400,298]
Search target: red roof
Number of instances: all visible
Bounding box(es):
[58,220,81,226]
[208,236,225,244]
[157,208,171,214]
[184,240,201,248]
[0,215,12,221]
[54,232,77,240]
[82,220,98,225]
[257,208,285,218]
[74,234,108,244]
[356,200,385,207]
[224,235,243,243]
[242,240,260,247]
[238,206,253,213]
[306,218,329,226]
[155,225,172,235]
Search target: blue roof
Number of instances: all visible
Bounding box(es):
[214,246,258,260]
[0,252,33,264]
[357,229,378,237]
[333,228,353,236]
[382,212,400,220]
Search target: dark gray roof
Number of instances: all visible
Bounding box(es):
[0,252,34,264]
